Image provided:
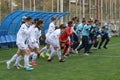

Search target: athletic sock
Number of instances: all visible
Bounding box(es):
[62,48,68,56]
[32,52,37,62]
[48,49,56,60]
[30,52,34,57]
[39,46,47,53]
[9,54,18,63]
[14,55,22,66]
[24,54,29,68]
[57,49,62,60]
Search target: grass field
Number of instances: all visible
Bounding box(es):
[0,37,120,80]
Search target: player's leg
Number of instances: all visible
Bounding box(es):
[94,39,99,49]
[14,55,23,69]
[30,43,40,66]
[103,36,110,49]
[6,49,21,69]
[98,36,105,49]
[47,46,56,61]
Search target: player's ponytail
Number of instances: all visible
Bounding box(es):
[34,18,40,24]
[51,16,57,22]
[35,20,44,30]
[59,24,66,29]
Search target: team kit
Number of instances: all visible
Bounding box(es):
[6,16,110,71]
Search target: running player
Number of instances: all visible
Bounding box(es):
[47,24,66,62]
[39,17,58,58]
[6,17,33,71]
[29,20,44,65]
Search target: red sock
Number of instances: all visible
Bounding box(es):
[62,48,68,56]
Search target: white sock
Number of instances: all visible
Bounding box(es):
[57,49,62,60]
[48,45,53,53]
[14,55,22,66]
[30,52,34,57]
[24,54,29,68]
[32,52,37,62]
[48,49,56,60]
[9,54,18,63]
[46,48,50,53]
[39,46,47,53]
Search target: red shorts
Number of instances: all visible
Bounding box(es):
[60,41,69,48]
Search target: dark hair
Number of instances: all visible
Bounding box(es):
[51,16,57,21]
[88,20,93,23]
[72,17,78,21]
[82,20,86,23]
[35,20,44,30]
[102,26,106,29]
[88,20,91,23]
[82,18,86,21]
[94,19,99,23]
[34,17,40,24]
[26,16,32,21]
[55,26,59,30]
[76,19,79,22]
[68,21,73,25]
[59,24,66,29]
[72,17,75,21]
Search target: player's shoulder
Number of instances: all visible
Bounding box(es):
[54,29,60,32]
[49,22,55,26]
[84,24,87,27]
[93,24,97,27]
[21,23,28,28]
[21,23,25,26]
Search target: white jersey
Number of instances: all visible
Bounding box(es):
[28,24,35,38]
[28,25,41,49]
[16,23,31,44]
[46,22,56,37]
[47,29,61,47]
[48,29,61,40]
[29,26,41,43]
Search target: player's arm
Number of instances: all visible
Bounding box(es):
[66,27,72,36]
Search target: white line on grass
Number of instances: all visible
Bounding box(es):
[0,42,120,64]
[0,60,7,64]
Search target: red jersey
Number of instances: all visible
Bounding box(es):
[59,25,72,42]
[66,25,72,36]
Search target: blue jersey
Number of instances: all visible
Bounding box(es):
[82,24,91,36]
[99,28,108,37]
[93,24,99,35]
[76,23,84,33]
[73,24,79,29]
[103,23,110,34]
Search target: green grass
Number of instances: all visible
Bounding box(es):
[0,37,120,80]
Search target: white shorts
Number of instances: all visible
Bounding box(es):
[29,42,39,49]
[17,42,28,50]
[45,37,49,44]
[47,38,59,47]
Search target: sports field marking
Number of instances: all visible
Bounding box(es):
[0,42,120,64]
[0,60,7,64]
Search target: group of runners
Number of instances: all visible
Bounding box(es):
[6,16,110,71]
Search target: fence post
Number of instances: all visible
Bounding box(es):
[60,0,63,24]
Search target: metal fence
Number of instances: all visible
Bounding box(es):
[0,0,120,36]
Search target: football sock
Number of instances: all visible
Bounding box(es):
[9,54,18,63]
[24,54,29,68]
[32,52,37,62]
